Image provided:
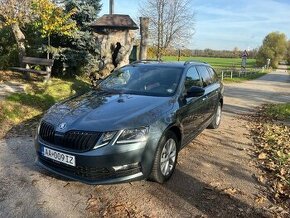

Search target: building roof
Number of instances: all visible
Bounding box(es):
[90,14,139,30]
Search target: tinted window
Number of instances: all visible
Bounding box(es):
[98,66,183,97]
[207,67,219,82]
[196,66,212,87]
[185,67,202,90]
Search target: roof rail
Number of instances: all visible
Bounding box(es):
[131,59,163,64]
[184,60,208,65]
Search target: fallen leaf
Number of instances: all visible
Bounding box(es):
[255,196,266,204]
[222,188,238,196]
[206,195,217,200]
[258,152,267,160]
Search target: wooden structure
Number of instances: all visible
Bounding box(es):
[89,14,138,78]
[11,57,54,82]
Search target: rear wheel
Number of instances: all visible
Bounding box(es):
[208,102,222,129]
[149,131,178,183]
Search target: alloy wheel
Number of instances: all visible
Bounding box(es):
[216,104,222,126]
[160,138,177,176]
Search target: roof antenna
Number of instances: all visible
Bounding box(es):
[109,0,114,14]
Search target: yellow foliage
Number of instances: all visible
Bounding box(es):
[31,0,76,37]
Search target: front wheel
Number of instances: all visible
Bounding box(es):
[208,102,222,129]
[149,131,178,183]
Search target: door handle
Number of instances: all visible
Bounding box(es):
[202,96,208,101]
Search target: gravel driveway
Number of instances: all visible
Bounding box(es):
[0,67,289,217]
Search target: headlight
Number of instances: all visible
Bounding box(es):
[116,127,149,144]
[93,127,149,149]
[94,131,117,149]
[35,122,41,140]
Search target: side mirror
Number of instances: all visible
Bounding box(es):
[186,86,205,98]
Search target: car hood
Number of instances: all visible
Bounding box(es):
[43,90,174,132]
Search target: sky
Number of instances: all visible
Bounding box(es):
[99,0,290,51]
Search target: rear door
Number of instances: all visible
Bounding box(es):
[196,66,219,121]
[206,67,220,115]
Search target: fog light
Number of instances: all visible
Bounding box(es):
[112,162,139,171]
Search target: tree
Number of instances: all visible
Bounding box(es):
[31,0,77,58]
[233,47,240,58]
[256,32,287,68]
[65,0,102,29]
[0,0,32,64]
[0,27,18,69]
[139,0,195,59]
[286,40,290,64]
[47,0,102,76]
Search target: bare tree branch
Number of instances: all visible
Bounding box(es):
[139,0,195,59]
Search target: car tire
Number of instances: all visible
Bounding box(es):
[149,131,179,183]
[208,102,222,129]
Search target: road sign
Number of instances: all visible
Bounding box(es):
[242,50,248,58]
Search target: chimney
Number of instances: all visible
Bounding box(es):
[109,0,114,14]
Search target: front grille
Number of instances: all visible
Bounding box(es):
[39,121,55,144]
[60,131,101,151]
[39,121,101,152]
[39,156,141,181]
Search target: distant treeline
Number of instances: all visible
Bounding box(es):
[148,47,258,59]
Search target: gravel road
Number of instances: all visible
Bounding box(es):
[0,67,289,217]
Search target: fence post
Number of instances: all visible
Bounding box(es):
[222,70,224,80]
[230,71,233,79]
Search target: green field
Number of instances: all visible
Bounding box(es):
[162,56,266,83]
[163,56,257,70]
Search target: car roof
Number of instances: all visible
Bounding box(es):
[130,60,211,68]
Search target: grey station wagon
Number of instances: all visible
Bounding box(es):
[35,61,224,184]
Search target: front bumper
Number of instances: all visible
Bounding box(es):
[34,137,156,185]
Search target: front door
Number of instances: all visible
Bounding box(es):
[178,67,208,144]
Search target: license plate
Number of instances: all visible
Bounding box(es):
[42,147,75,167]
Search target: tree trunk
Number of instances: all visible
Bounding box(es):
[139,17,149,60]
[11,24,26,67]
[47,35,50,59]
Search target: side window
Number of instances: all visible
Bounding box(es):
[185,67,202,90]
[207,67,219,83]
[196,66,212,87]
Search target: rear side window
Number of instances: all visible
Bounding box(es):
[207,67,219,83]
[196,66,212,87]
[185,67,202,90]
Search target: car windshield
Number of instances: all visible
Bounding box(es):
[97,65,183,97]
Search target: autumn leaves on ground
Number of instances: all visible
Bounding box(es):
[251,104,290,209]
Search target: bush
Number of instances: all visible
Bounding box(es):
[0,27,19,69]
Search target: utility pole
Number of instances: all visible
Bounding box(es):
[109,0,114,14]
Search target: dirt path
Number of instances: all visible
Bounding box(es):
[0,68,289,217]
[0,81,24,100]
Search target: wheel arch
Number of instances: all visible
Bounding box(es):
[220,97,224,107]
[165,125,182,150]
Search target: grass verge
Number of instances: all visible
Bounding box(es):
[223,71,267,83]
[264,103,290,121]
[0,72,90,138]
